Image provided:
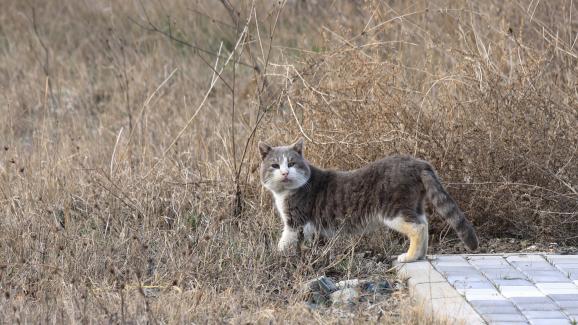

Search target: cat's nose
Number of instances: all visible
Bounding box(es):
[280,170,289,177]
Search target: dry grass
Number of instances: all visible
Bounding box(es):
[0,0,576,323]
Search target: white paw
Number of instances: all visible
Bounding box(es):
[278,228,299,252]
[278,237,298,252]
[397,253,419,263]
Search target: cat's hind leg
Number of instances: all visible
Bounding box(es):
[384,213,428,263]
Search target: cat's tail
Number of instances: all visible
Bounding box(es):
[421,168,479,250]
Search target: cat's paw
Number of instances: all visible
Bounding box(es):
[278,228,299,252]
[397,253,420,263]
[278,237,298,252]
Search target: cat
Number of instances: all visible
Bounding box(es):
[258,138,478,263]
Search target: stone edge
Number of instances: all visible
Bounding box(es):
[395,259,487,325]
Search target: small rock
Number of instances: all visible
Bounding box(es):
[302,276,338,295]
[330,288,359,305]
[317,276,338,295]
[336,279,367,290]
[362,281,393,294]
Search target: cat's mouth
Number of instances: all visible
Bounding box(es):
[281,177,291,183]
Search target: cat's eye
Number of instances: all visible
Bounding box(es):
[271,164,280,169]
[288,162,295,167]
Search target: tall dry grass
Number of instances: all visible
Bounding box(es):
[0,0,576,323]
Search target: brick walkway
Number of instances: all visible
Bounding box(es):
[397,254,578,325]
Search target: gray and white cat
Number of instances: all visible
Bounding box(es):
[258,139,478,263]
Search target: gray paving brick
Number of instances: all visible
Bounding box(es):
[558,300,578,308]
[434,265,479,273]
[517,304,561,312]
[507,255,547,262]
[536,283,578,295]
[546,255,578,264]
[474,305,521,314]
[523,310,568,319]
[446,274,488,284]
[494,279,534,287]
[469,299,517,307]
[482,314,527,322]
[432,255,469,263]
[552,264,578,270]
[483,269,528,280]
[528,319,572,325]
[469,256,510,267]
[510,296,553,305]
[452,280,494,290]
[524,271,572,282]
[550,294,578,301]
[500,285,545,298]
[532,275,572,282]
[514,263,556,271]
[562,308,578,316]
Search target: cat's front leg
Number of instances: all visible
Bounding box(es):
[278,225,300,252]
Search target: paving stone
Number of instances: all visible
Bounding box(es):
[528,319,572,325]
[468,255,507,261]
[558,300,578,308]
[524,269,567,276]
[432,255,469,262]
[469,299,516,307]
[446,274,488,284]
[461,288,502,299]
[507,255,547,262]
[494,279,534,287]
[452,280,494,290]
[562,308,578,316]
[434,262,473,268]
[510,296,554,305]
[523,271,572,283]
[474,305,520,314]
[515,263,558,272]
[536,283,578,295]
[482,314,527,322]
[483,269,528,280]
[523,310,568,319]
[435,265,479,273]
[546,255,578,264]
[515,303,561,311]
[555,267,578,275]
[520,273,569,282]
[551,264,578,270]
[500,285,546,298]
[550,294,578,301]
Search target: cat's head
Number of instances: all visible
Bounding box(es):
[258,138,311,193]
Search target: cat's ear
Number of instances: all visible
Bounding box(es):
[292,138,304,156]
[258,141,272,159]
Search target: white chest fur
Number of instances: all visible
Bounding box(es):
[272,192,288,224]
